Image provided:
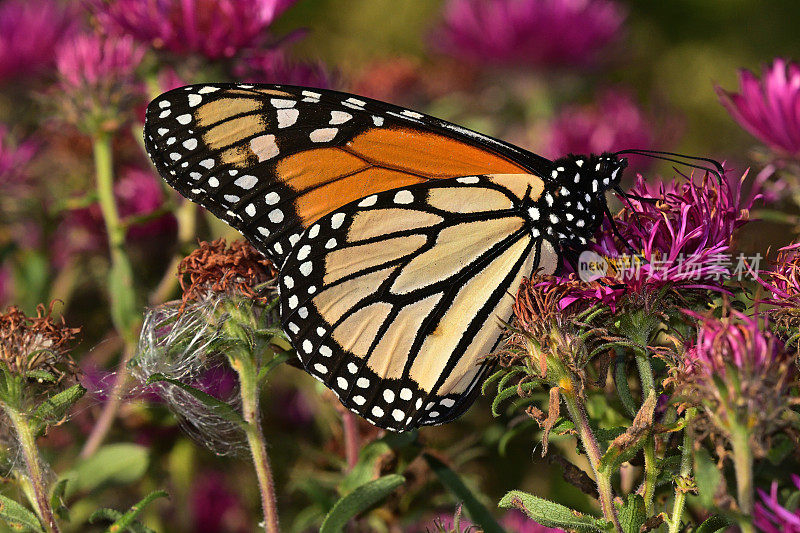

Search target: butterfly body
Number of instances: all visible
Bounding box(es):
[144,83,626,431]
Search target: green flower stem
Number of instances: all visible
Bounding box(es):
[233,350,280,533]
[668,408,696,533]
[560,384,622,532]
[81,131,139,457]
[6,408,60,533]
[730,423,755,533]
[634,349,657,514]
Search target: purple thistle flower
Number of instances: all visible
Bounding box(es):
[547,171,757,311]
[591,171,756,297]
[671,309,798,451]
[56,33,144,90]
[0,125,36,191]
[115,167,177,239]
[433,0,626,69]
[717,58,800,157]
[754,475,800,533]
[92,0,298,60]
[0,0,75,83]
[235,48,334,88]
[544,90,655,160]
[55,33,145,132]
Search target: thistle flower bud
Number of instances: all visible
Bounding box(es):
[669,309,798,456]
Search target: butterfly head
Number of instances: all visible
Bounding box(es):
[533,152,628,247]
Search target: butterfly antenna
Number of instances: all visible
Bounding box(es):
[615,149,726,183]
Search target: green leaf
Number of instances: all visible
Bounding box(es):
[90,490,167,533]
[320,475,404,533]
[50,478,70,521]
[64,443,149,497]
[423,454,504,533]
[693,448,721,509]
[25,370,57,383]
[0,494,43,532]
[340,432,417,495]
[31,384,86,435]
[146,373,246,426]
[499,490,611,532]
[694,514,732,533]
[616,494,646,533]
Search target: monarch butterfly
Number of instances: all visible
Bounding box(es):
[143,83,629,432]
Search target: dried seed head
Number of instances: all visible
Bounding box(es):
[179,239,276,307]
[0,303,79,386]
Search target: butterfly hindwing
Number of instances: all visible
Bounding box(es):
[279,175,560,431]
[143,83,550,265]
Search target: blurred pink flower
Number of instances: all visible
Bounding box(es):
[0,125,37,190]
[191,471,249,533]
[115,167,176,239]
[51,208,105,268]
[56,33,144,90]
[717,58,800,157]
[545,90,654,159]
[235,48,334,88]
[433,0,625,69]
[0,0,75,82]
[754,475,800,533]
[92,0,298,60]
[55,33,145,132]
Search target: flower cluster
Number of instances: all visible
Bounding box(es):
[91,0,296,60]
[0,0,75,83]
[434,0,626,69]
[55,33,145,132]
[755,475,800,533]
[544,90,654,159]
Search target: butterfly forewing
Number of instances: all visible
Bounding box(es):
[143,83,550,266]
[279,175,559,431]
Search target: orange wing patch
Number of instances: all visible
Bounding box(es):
[279,127,530,225]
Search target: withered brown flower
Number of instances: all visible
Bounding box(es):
[179,239,277,306]
[0,303,79,386]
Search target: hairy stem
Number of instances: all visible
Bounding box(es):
[668,408,696,533]
[634,350,657,514]
[7,409,60,533]
[731,425,755,533]
[561,385,622,532]
[235,352,280,533]
[81,133,140,457]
